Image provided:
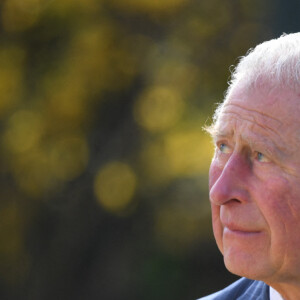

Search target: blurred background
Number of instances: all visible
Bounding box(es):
[0,0,299,299]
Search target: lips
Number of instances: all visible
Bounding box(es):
[223,226,261,237]
[222,221,261,234]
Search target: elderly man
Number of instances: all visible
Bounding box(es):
[200,33,300,300]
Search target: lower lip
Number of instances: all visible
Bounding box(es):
[224,227,261,237]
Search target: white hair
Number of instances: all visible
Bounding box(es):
[208,32,300,129]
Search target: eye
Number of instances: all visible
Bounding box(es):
[255,151,270,163]
[218,143,231,154]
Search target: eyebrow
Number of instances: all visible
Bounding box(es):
[210,127,286,160]
[209,129,231,142]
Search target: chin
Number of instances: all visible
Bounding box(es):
[223,247,274,281]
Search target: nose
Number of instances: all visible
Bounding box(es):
[209,153,250,206]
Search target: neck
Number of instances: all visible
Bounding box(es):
[268,282,300,300]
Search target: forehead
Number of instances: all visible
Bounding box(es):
[219,102,283,134]
[219,85,300,129]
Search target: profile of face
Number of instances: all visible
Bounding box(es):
[209,83,300,286]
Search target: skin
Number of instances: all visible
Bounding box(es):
[209,83,300,300]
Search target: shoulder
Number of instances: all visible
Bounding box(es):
[197,277,269,300]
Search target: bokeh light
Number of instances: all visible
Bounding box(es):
[164,128,213,176]
[94,161,137,213]
[4,130,89,197]
[134,86,184,132]
[3,110,44,154]
[139,125,213,185]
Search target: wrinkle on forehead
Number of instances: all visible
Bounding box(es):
[224,103,283,126]
[221,103,284,139]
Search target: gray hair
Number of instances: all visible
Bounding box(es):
[208,32,300,133]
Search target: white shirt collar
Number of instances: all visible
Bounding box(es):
[269,287,284,300]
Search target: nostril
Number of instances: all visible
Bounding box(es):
[209,182,231,206]
[209,181,244,206]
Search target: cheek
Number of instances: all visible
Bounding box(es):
[256,176,300,269]
[256,175,300,234]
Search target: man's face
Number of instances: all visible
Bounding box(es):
[209,84,300,285]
